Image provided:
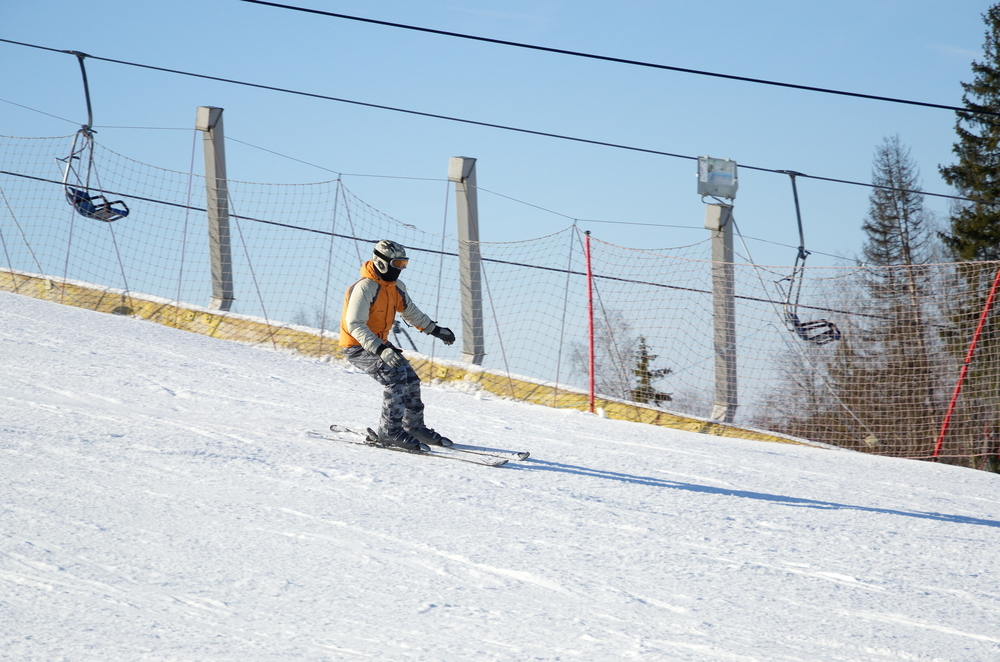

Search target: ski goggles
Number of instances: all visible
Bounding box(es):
[375,249,409,269]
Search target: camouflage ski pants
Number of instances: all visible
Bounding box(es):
[343,346,425,435]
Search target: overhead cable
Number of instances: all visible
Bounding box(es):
[241,0,993,117]
[0,38,984,204]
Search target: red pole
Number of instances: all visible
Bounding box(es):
[585,231,595,414]
[933,264,1000,459]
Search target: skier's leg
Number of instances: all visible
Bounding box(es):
[399,362,425,431]
[379,377,407,436]
[343,346,409,436]
[396,364,452,446]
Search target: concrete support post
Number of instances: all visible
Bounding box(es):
[448,156,484,365]
[196,106,234,312]
[706,204,737,423]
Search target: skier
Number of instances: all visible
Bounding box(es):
[339,239,457,450]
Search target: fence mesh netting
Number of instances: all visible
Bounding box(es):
[2,134,998,471]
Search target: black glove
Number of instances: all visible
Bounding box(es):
[431,325,455,346]
[377,344,405,368]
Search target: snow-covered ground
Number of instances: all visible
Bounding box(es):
[2,290,999,661]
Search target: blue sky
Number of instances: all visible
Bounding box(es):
[1,0,994,267]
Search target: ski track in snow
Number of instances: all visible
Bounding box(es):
[2,291,999,661]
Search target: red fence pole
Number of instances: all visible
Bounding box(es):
[585,231,595,414]
[933,264,1000,460]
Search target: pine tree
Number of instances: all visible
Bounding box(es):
[939,3,1000,261]
[863,136,929,273]
[853,136,942,454]
[937,5,1000,471]
[570,314,673,405]
[630,336,672,405]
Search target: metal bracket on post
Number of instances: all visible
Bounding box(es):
[448,156,485,365]
[196,106,234,312]
[705,203,738,423]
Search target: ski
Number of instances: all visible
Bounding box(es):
[326,425,528,462]
[449,443,530,462]
[308,427,508,467]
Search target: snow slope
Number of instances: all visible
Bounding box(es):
[2,290,999,661]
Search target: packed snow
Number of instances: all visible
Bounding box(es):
[2,290,999,661]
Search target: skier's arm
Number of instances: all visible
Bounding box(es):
[397,281,438,335]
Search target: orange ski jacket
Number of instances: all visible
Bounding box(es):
[339,260,436,353]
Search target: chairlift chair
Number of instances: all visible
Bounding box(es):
[785,311,841,345]
[776,171,841,346]
[57,51,130,223]
[64,186,130,223]
[59,129,130,223]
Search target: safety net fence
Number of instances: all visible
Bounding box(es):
[2,134,998,471]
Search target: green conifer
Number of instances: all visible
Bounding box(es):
[939,4,1000,261]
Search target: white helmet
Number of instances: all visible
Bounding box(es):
[372,239,408,280]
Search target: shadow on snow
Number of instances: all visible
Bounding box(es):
[510,459,1000,529]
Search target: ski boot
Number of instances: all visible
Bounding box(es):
[369,428,423,451]
[405,426,454,447]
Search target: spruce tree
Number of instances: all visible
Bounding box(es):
[857,136,941,454]
[630,336,672,405]
[937,5,1000,471]
[939,3,1000,261]
[570,317,673,406]
[863,136,929,272]
[819,137,942,455]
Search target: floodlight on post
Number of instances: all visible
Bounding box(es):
[699,156,738,423]
[697,156,738,201]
